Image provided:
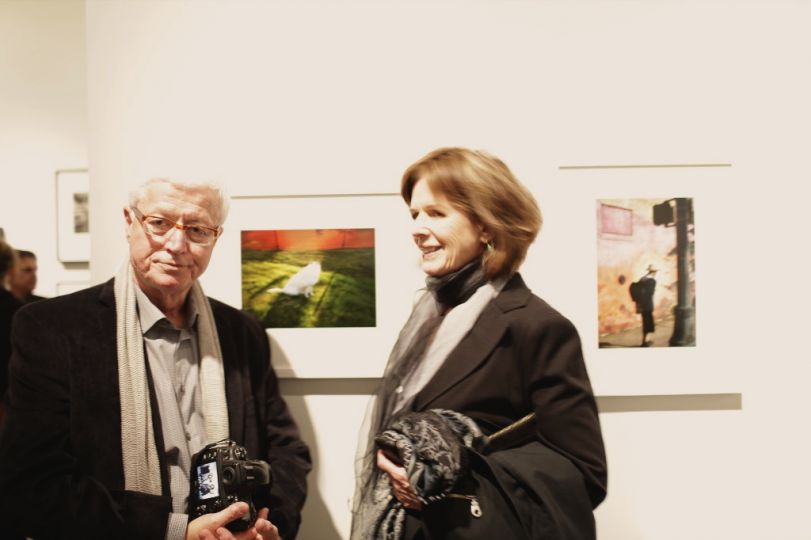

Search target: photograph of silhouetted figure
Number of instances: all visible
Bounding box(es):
[596,198,696,348]
[629,264,657,346]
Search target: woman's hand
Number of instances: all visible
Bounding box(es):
[188,503,281,540]
[376,449,422,510]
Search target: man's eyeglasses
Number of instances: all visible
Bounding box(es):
[130,207,220,246]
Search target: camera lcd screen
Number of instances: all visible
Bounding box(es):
[196,462,220,500]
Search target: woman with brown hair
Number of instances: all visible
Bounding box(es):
[352,148,607,539]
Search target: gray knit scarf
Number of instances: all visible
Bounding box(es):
[114,262,229,495]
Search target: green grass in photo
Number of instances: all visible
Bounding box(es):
[242,248,376,328]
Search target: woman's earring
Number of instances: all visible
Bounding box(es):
[485,240,494,253]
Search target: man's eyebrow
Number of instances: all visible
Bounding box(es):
[147,208,209,222]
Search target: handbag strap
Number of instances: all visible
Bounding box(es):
[478,412,537,454]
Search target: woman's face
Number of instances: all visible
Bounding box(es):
[409,179,487,277]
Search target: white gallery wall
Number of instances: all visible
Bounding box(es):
[5,0,809,538]
[0,0,89,295]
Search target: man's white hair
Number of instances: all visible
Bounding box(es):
[127,178,230,225]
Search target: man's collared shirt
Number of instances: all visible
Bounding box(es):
[134,285,206,537]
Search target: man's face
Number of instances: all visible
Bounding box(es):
[125,182,222,299]
[12,256,37,294]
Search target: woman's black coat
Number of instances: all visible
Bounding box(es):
[407,273,607,539]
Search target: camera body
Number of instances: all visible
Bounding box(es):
[189,439,272,532]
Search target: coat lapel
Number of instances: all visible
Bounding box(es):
[215,311,246,446]
[413,274,532,410]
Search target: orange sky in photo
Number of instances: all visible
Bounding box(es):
[241,228,375,251]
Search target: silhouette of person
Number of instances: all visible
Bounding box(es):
[637,264,657,346]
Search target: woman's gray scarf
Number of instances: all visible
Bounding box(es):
[352,261,505,539]
[375,260,491,444]
[371,409,482,540]
[114,262,229,495]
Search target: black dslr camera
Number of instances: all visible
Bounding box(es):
[189,439,272,532]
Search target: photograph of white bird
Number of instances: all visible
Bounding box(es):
[265,261,321,298]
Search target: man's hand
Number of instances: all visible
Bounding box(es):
[187,503,281,540]
[376,449,422,510]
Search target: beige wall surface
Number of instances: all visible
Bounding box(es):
[0,0,89,295]
[5,1,809,539]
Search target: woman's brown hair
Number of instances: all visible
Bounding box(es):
[401,147,541,279]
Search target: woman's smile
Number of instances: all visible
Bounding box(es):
[409,180,485,277]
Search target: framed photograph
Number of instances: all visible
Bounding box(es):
[55,169,90,262]
[204,193,423,378]
[241,228,376,329]
[596,198,696,349]
[517,165,736,396]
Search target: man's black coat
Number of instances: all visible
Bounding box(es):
[0,279,311,539]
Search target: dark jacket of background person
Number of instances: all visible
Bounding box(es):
[0,285,22,403]
[0,279,312,539]
[402,274,606,539]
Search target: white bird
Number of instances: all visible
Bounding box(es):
[266,261,321,298]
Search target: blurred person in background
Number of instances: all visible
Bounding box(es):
[0,240,22,416]
[10,250,45,304]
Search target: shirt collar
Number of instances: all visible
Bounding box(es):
[134,284,199,334]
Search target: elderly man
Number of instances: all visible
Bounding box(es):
[0,179,311,539]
